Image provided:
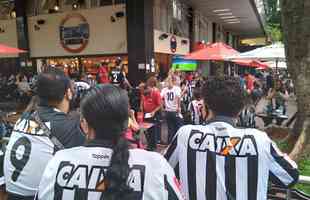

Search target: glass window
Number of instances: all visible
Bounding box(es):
[172,0,177,19]
[100,0,125,6]
[100,0,112,6]
[172,0,182,21]
[114,0,125,4]
[64,0,75,5]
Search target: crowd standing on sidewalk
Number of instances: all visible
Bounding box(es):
[0,61,300,200]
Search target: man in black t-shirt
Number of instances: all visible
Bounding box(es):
[4,68,85,200]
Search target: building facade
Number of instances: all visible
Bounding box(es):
[0,0,265,85]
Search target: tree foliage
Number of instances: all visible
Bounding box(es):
[263,0,283,41]
[281,0,310,161]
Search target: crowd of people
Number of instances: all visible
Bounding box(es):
[0,63,300,200]
[0,72,36,103]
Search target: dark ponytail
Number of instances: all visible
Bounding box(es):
[81,85,133,199]
[104,137,131,199]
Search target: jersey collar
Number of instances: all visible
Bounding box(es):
[206,115,237,127]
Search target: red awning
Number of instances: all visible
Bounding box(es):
[0,44,26,54]
[184,42,239,61]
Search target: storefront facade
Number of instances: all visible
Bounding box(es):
[0,19,21,75]
[0,0,265,85]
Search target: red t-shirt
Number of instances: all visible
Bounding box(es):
[245,75,255,92]
[98,66,110,84]
[142,88,162,113]
[186,74,193,82]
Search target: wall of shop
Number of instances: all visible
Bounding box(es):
[0,19,18,58]
[28,5,127,58]
[154,29,189,55]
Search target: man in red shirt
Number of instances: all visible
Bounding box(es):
[140,77,162,150]
[245,72,255,94]
[97,62,110,84]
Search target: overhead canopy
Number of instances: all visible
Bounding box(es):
[189,0,265,38]
[227,43,285,61]
[0,44,26,54]
[264,61,287,69]
[184,42,239,61]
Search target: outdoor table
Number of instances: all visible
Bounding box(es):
[256,112,289,127]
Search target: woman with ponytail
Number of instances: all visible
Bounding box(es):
[37,84,184,200]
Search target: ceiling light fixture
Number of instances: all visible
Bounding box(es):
[10,7,16,18]
[72,3,78,9]
[54,5,59,11]
[220,16,237,19]
[226,20,240,22]
[213,9,231,13]
[224,18,240,21]
[54,0,60,11]
[227,21,241,24]
[216,12,233,16]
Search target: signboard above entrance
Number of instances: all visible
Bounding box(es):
[60,13,90,53]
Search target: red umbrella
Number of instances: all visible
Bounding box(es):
[184,42,239,61]
[251,60,269,69]
[233,59,253,66]
[233,59,269,69]
[193,41,208,51]
[0,44,26,54]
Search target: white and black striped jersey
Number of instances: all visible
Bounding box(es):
[165,117,299,200]
[188,100,204,125]
[238,106,256,128]
[0,149,4,186]
[37,140,184,200]
[4,107,85,197]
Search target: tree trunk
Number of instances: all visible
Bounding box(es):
[281,0,310,161]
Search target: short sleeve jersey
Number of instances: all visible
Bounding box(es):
[161,86,181,112]
[37,143,184,200]
[4,107,85,196]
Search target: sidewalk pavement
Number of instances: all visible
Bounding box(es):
[255,96,297,130]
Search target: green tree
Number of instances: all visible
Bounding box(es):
[263,0,283,41]
[281,0,310,161]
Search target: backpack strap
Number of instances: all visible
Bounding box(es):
[32,111,65,151]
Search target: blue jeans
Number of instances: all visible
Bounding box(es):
[165,111,184,143]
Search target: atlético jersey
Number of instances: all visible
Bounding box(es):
[0,149,4,186]
[161,86,182,112]
[4,107,85,197]
[165,117,299,200]
[109,69,124,85]
[188,100,204,125]
[37,141,184,200]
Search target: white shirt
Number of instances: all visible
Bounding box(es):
[17,81,30,93]
[161,86,181,112]
[37,145,184,200]
[75,81,90,90]
[4,108,85,197]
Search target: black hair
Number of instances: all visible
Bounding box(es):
[80,84,132,199]
[36,68,71,104]
[202,77,246,117]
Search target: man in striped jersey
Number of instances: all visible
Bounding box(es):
[165,77,299,200]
